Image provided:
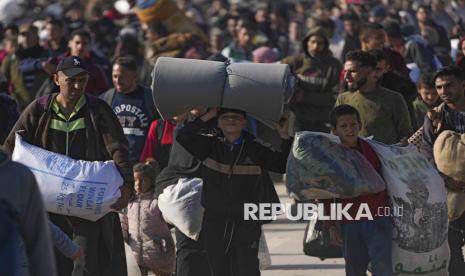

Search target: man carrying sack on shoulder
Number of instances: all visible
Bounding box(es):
[3,56,133,276]
[420,65,465,276]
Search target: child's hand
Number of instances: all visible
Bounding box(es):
[200,107,219,122]
[328,226,342,247]
[277,116,290,139]
[70,247,83,261]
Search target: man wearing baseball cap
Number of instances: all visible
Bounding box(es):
[3,56,134,276]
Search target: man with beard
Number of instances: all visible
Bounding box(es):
[281,27,342,134]
[336,50,412,144]
[421,66,465,275]
[3,56,133,276]
[100,56,158,163]
[368,48,417,129]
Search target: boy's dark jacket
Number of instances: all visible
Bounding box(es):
[176,118,292,221]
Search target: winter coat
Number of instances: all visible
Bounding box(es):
[1,46,49,109]
[281,27,342,132]
[120,191,175,274]
[412,97,442,130]
[378,71,418,129]
[2,93,133,276]
[336,86,413,144]
[176,118,291,220]
[404,34,439,75]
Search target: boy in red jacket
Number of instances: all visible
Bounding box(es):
[327,104,392,276]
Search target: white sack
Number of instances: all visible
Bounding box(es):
[158,178,204,241]
[11,134,123,221]
[368,141,449,275]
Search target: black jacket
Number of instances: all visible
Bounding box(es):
[177,118,292,220]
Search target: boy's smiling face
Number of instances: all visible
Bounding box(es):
[218,112,247,136]
[332,114,360,148]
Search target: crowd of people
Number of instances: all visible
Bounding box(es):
[1,0,465,275]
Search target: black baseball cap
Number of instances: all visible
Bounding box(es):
[56,56,88,77]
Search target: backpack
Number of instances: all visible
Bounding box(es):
[0,198,22,276]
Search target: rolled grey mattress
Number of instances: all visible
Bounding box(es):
[152,57,293,127]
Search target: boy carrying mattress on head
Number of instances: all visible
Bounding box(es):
[176,107,292,276]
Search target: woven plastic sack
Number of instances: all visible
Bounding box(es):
[11,134,122,221]
[368,140,449,275]
[286,132,386,199]
[434,130,465,182]
[158,178,204,240]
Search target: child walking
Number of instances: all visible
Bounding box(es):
[120,163,175,276]
[326,104,393,276]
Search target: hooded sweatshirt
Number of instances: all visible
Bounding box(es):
[281,28,342,132]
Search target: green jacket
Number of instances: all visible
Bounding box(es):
[336,87,413,144]
[2,93,133,275]
[412,97,442,130]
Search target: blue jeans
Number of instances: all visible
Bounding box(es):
[341,217,393,276]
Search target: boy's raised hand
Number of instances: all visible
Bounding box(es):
[277,116,290,139]
[200,107,219,122]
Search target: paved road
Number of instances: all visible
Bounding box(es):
[261,183,345,276]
